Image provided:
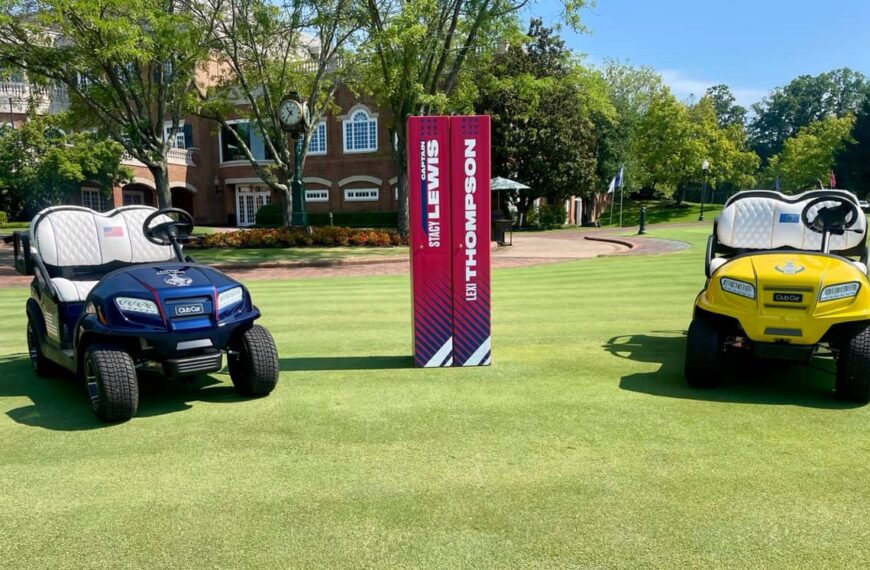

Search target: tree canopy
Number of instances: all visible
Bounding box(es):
[0,0,211,208]
[766,115,855,191]
[0,114,129,217]
[750,68,869,162]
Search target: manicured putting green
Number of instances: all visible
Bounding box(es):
[0,225,867,568]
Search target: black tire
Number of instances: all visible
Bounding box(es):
[83,344,139,422]
[228,325,279,396]
[685,316,724,388]
[27,317,56,377]
[836,325,870,403]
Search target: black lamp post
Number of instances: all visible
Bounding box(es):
[698,159,710,222]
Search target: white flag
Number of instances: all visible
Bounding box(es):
[607,176,616,194]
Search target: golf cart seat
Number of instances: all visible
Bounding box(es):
[708,190,868,275]
[31,206,177,303]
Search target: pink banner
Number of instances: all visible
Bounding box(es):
[407,116,454,367]
[450,116,491,366]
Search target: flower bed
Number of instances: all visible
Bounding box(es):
[197,226,407,249]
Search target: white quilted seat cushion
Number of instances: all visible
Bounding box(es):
[51,278,99,303]
[31,206,176,267]
[717,190,866,251]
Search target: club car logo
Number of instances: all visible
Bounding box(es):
[157,269,193,287]
[775,261,805,275]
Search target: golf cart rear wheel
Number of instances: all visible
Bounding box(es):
[228,325,279,396]
[27,318,55,377]
[685,316,723,388]
[83,344,139,422]
[835,325,870,403]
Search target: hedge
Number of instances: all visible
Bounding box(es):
[254,204,399,229]
[199,226,407,248]
[0,211,7,226]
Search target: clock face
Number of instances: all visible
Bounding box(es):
[279,100,303,128]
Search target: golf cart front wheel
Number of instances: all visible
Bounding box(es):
[83,344,139,422]
[228,325,279,396]
[835,325,870,403]
[685,316,724,388]
[27,318,55,377]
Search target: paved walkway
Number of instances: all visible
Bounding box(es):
[0,229,689,288]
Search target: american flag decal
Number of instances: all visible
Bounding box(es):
[103,226,125,238]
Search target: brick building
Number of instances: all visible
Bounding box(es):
[2,76,400,226]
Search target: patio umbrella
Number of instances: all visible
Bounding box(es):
[490,177,529,213]
[490,177,529,231]
[490,176,530,191]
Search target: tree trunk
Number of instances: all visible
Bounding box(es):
[282,189,292,227]
[393,126,410,236]
[150,163,171,209]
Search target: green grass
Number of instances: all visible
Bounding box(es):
[600,199,724,227]
[191,245,408,265]
[1,226,869,568]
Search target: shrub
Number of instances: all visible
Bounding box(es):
[0,211,7,226]
[255,204,284,227]
[526,203,567,230]
[197,226,408,249]
[307,211,398,228]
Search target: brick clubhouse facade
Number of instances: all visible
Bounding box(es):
[2,77,400,226]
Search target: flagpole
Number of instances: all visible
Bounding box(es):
[619,184,624,228]
[609,190,614,225]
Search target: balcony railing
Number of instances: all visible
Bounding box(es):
[0,81,69,114]
[122,147,197,168]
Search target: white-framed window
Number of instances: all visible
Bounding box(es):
[305,189,329,203]
[344,188,379,202]
[81,188,102,211]
[343,110,377,153]
[235,185,271,227]
[308,122,327,155]
[163,121,192,149]
[123,189,145,206]
[220,120,273,163]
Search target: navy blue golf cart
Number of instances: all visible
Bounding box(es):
[9,205,279,422]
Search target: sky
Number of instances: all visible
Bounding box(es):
[525,0,870,108]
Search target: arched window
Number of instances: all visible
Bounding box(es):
[343,109,377,153]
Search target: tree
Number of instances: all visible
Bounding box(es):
[360,0,588,235]
[630,89,700,197]
[631,91,758,201]
[0,0,210,208]
[597,60,666,193]
[704,84,746,128]
[765,115,855,191]
[476,19,613,219]
[835,97,870,197]
[0,114,130,217]
[189,0,363,226]
[750,68,869,162]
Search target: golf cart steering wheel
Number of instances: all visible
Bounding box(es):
[801,195,860,235]
[143,208,195,246]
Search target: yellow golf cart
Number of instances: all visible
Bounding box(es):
[686,189,870,402]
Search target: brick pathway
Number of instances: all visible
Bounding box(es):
[0,229,689,288]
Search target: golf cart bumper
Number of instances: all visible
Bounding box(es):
[77,310,258,357]
[163,351,224,377]
[697,291,870,345]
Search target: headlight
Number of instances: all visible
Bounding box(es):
[116,296,160,315]
[819,282,860,302]
[217,287,244,311]
[720,277,756,299]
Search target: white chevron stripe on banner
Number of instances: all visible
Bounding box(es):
[462,336,491,366]
[425,337,453,368]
